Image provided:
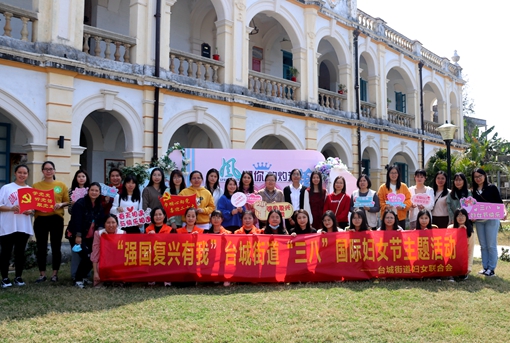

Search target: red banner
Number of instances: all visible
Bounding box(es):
[99,229,468,283]
[159,193,197,217]
[17,188,55,213]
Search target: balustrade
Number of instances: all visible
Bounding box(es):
[248,71,299,101]
[423,120,440,136]
[318,89,345,111]
[169,49,224,83]
[387,109,414,128]
[0,3,37,42]
[361,101,377,119]
[83,25,136,63]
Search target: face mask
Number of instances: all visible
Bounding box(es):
[269,224,279,229]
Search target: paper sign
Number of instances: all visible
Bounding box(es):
[386,193,405,208]
[253,201,294,220]
[411,194,431,206]
[231,192,247,207]
[353,196,374,208]
[99,183,119,197]
[246,193,262,205]
[117,207,151,228]
[460,197,505,220]
[71,187,88,202]
[18,188,55,213]
[159,193,197,217]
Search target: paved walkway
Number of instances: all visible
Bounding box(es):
[473,245,510,258]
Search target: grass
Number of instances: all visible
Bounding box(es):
[1,260,510,343]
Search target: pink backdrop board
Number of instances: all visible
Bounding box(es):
[167,149,357,194]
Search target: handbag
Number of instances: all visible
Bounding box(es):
[85,220,96,239]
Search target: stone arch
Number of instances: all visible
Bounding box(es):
[314,32,349,64]
[0,88,45,144]
[359,46,378,77]
[247,2,304,49]
[385,62,417,90]
[162,106,230,149]
[245,122,304,150]
[72,91,143,152]
[316,130,352,167]
[361,136,381,170]
[388,144,419,172]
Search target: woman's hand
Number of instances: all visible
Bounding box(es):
[197,208,205,214]
[10,205,20,213]
[192,231,199,235]
[94,271,100,283]
[291,232,297,237]
[22,210,34,216]
[117,207,124,213]
[171,223,177,230]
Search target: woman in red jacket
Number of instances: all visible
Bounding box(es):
[323,176,350,229]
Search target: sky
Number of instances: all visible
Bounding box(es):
[357,0,509,140]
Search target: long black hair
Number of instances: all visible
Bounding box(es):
[321,210,340,232]
[169,169,186,195]
[223,177,239,198]
[147,168,165,196]
[416,209,433,230]
[385,165,401,190]
[453,208,473,237]
[471,168,489,191]
[433,171,449,197]
[205,168,220,194]
[120,174,141,202]
[309,170,324,197]
[240,171,254,193]
[71,169,91,190]
[450,173,469,200]
[293,209,312,232]
[349,208,369,232]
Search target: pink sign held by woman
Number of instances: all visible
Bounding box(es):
[411,193,431,206]
[231,192,247,207]
[386,193,406,207]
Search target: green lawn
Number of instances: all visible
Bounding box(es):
[1,260,510,343]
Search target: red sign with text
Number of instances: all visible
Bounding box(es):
[17,188,55,213]
[159,193,197,217]
[99,229,468,282]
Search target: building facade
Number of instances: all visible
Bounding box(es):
[0,0,464,187]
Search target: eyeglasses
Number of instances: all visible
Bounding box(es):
[43,168,54,171]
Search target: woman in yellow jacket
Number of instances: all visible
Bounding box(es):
[179,170,215,230]
[378,165,411,229]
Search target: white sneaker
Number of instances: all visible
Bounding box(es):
[223,281,231,287]
[1,278,12,288]
[164,282,172,287]
[75,281,85,289]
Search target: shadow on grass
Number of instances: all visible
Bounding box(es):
[1,260,509,323]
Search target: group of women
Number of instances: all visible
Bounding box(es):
[0,162,503,289]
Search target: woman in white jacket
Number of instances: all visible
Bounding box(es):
[409,169,434,230]
[110,174,143,233]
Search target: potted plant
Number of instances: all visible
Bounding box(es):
[387,98,392,108]
[289,67,299,81]
[338,84,347,94]
[213,47,220,61]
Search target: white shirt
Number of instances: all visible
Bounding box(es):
[110,194,143,215]
[0,182,34,236]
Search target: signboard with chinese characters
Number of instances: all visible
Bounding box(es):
[353,196,374,208]
[71,187,88,202]
[252,201,294,220]
[460,196,506,220]
[159,193,197,217]
[17,188,55,213]
[99,183,119,198]
[117,208,151,228]
[411,194,431,207]
[386,193,406,207]
[99,229,468,283]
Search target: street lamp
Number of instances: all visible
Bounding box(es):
[437,121,458,189]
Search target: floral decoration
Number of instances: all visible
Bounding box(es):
[314,157,348,183]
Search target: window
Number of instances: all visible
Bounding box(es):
[394,162,408,185]
[395,92,406,113]
[360,79,368,102]
[362,159,370,177]
[282,51,293,80]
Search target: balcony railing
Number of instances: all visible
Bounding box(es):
[318,89,345,111]
[423,120,440,136]
[248,71,299,101]
[421,47,443,69]
[357,10,378,32]
[0,3,37,42]
[169,49,224,83]
[361,101,377,119]
[388,109,414,128]
[83,25,136,63]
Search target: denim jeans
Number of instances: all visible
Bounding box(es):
[475,219,499,271]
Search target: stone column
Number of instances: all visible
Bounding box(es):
[377,45,387,120]
[368,75,380,118]
[339,64,353,112]
[303,7,318,103]
[141,89,165,164]
[230,106,246,149]
[130,0,152,66]
[22,143,47,185]
[45,72,75,185]
[305,120,318,150]
[215,19,234,84]
[123,151,145,168]
[406,88,419,129]
[70,145,87,177]
[291,47,307,102]
[351,128,359,177]
[379,134,390,189]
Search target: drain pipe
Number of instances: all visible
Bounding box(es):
[152,0,162,165]
[353,29,362,177]
[419,61,424,169]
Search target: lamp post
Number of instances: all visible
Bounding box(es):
[437,122,458,189]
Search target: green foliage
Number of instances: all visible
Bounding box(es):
[121,163,150,184]
[500,248,510,262]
